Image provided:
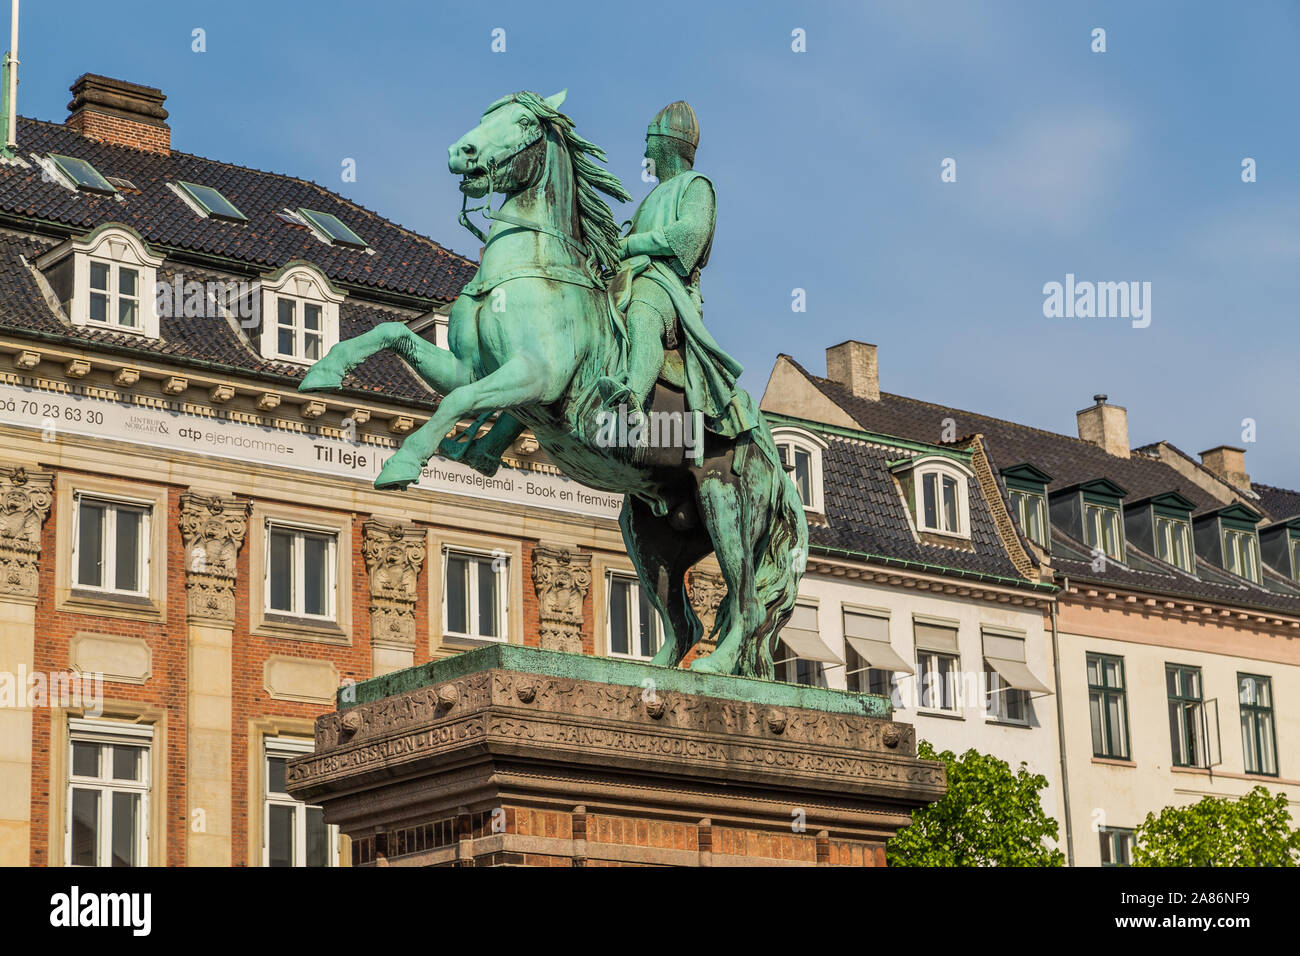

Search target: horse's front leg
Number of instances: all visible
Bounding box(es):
[300,321,471,397]
[375,356,553,490]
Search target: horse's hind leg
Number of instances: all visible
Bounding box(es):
[619,496,713,668]
[300,321,472,396]
[688,474,769,677]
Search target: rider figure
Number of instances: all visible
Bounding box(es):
[596,102,758,450]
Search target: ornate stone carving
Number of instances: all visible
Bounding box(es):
[0,466,53,601]
[179,493,251,624]
[687,568,726,651]
[362,520,427,648]
[531,545,591,653]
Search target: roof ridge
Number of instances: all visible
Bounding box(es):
[16,115,478,271]
[788,354,1157,457]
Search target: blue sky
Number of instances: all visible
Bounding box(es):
[15,0,1300,487]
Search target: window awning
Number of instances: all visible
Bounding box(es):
[986,656,1052,694]
[982,630,1051,694]
[845,635,914,674]
[777,628,844,665]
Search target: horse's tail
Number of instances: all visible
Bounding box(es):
[734,416,810,679]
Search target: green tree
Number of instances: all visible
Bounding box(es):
[887,741,1064,866]
[1132,785,1300,866]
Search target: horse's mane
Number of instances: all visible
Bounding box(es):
[508,91,633,278]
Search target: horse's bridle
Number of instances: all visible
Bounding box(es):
[457,118,592,261]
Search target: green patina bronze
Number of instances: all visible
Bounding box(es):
[339,644,890,718]
[300,90,808,679]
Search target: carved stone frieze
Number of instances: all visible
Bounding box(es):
[179,492,251,624]
[362,520,427,647]
[531,545,591,654]
[0,466,53,601]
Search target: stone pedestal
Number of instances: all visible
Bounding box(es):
[286,645,945,867]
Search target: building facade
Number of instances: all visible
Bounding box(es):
[761,341,1300,866]
[0,73,715,867]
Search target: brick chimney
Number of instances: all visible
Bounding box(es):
[825,340,879,401]
[1076,394,1130,458]
[1199,445,1250,489]
[65,74,169,156]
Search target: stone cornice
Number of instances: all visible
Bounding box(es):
[805,555,1054,612]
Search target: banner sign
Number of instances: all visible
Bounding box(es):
[0,382,624,520]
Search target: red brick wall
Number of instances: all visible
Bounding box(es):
[29,474,189,866]
[65,111,170,155]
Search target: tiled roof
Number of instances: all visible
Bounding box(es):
[1255,484,1300,524]
[0,231,436,404]
[782,356,1300,612]
[1,117,478,302]
[805,430,1032,584]
[790,357,1273,520]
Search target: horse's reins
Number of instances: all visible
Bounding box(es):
[457,123,592,260]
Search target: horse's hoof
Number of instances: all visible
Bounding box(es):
[299,364,343,392]
[688,654,726,674]
[375,457,421,491]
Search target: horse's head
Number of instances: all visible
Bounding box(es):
[449,90,569,199]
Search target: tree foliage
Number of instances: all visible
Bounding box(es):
[1132,786,1300,867]
[887,741,1064,867]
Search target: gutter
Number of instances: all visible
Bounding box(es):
[808,543,1059,594]
[1049,578,1075,866]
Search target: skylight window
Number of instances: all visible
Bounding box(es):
[177,181,247,222]
[47,154,116,194]
[298,208,367,248]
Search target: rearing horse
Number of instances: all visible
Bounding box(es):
[300,90,807,678]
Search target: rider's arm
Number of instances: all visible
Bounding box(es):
[621,179,715,273]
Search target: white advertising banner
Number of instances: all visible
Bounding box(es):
[0,381,624,520]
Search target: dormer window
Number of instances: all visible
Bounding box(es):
[893,454,973,539]
[1155,514,1194,572]
[1223,528,1261,583]
[770,427,827,514]
[1192,503,1264,584]
[34,225,165,338]
[1084,502,1124,561]
[1050,478,1128,563]
[1293,537,1300,584]
[1002,464,1053,548]
[257,262,344,366]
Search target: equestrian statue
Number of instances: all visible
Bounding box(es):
[300,90,807,678]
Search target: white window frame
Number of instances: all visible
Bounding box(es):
[1154,514,1194,572]
[1084,501,1125,561]
[984,665,1030,725]
[1223,528,1261,583]
[265,521,339,621]
[1009,488,1049,547]
[916,649,960,713]
[70,492,152,597]
[35,225,165,338]
[770,427,827,514]
[258,263,344,366]
[605,571,662,661]
[442,546,508,643]
[908,457,972,538]
[65,718,153,868]
[263,737,339,868]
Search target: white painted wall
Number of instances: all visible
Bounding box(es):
[1058,629,1300,866]
[793,571,1067,841]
